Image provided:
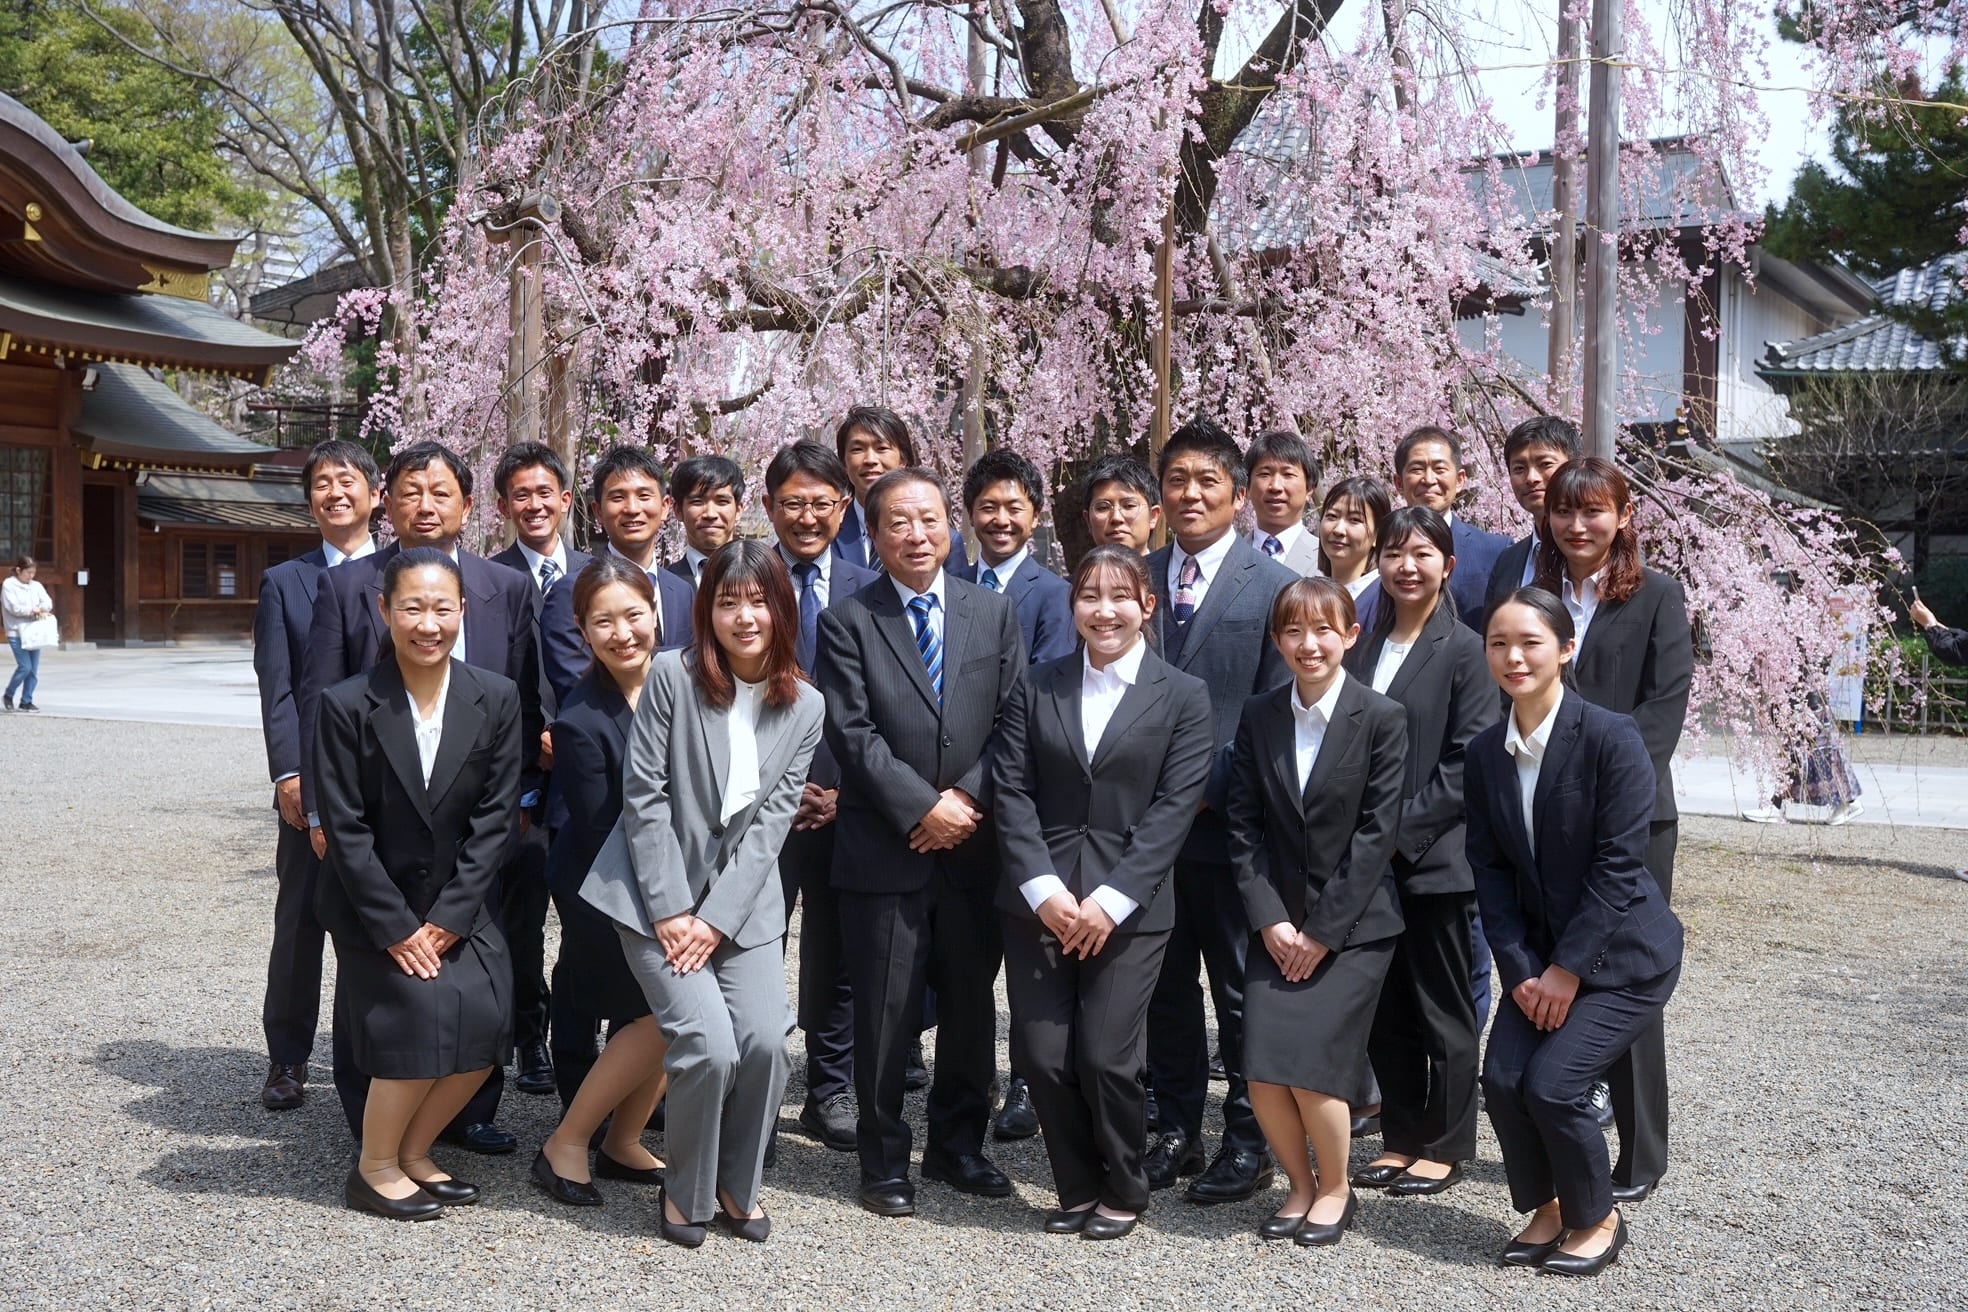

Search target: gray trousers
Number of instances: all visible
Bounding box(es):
[617,928,790,1222]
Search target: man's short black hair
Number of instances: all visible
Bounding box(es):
[301,438,380,491]
[1243,429,1321,487]
[588,445,668,507]
[1502,416,1582,464]
[1081,453,1158,507]
[764,441,853,497]
[1158,415,1247,494]
[834,404,918,466]
[387,442,473,497]
[671,454,745,503]
[962,447,1044,513]
[1394,424,1464,473]
[493,441,570,497]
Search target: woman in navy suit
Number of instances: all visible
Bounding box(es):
[1534,457,1692,1200]
[533,557,671,1207]
[994,546,1215,1241]
[1342,507,1495,1197]
[1229,577,1407,1248]
[1468,588,1683,1276]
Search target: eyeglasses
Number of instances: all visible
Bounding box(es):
[773,497,843,518]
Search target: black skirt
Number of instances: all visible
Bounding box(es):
[550,883,654,1023]
[333,924,512,1080]
[1243,934,1396,1103]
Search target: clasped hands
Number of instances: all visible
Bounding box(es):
[654,912,723,975]
[1511,965,1581,1031]
[794,783,838,832]
[1261,922,1328,983]
[387,923,461,979]
[909,788,979,853]
[1036,892,1116,959]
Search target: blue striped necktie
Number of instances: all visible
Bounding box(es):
[538,558,561,592]
[907,594,943,704]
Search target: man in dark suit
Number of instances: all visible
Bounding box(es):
[298,441,542,1153]
[1484,416,1581,620]
[763,441,879,1154]
[1243,430,1323,577]
[1081,454,1162,556]
[830,405,968,571]
[539,446,694,707]
[252,438,379,1111]
[488,441,592,1098]
[818,467,1025,1217]
[1143,417,1298,1204]
[1395,425,1508,633]
[665,454,744,588]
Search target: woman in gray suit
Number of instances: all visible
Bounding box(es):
[581,541,824,1248]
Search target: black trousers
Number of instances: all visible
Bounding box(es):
[1146,857,1262,1153]
[781,824,854,1104]
[263,819,326,1065]
[839,875,1002,1185]
[547,881,602,1108]
[1004,916,1167,1213]
[499,820,552,1054]
[1607,818,1676,1187]
[1369,890,1480,1162]
[1483,963,1679,1229]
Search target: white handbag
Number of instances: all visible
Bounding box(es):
[17,614,57,651]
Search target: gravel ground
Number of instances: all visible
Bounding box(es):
[0,715,1964,1311]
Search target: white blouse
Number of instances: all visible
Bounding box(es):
[405,669,452,788]
[720,677,766,824]
[1370,639,1413,694]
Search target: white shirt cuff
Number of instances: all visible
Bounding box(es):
[1019,874,1068,911]
[273,771,299,785]
[1086,884,1139,924]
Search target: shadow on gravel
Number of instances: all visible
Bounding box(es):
[96,1039,349,1205]
[1794,852,1968,883]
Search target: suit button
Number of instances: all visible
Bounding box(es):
[941,735,952,748]
[1077,825,1088,835]
[709,827,723,839]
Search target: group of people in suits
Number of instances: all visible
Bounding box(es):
[248,405,1690,1272]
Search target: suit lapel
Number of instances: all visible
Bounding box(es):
[459,552,502,667]
[426,667,487,814]
[1146,546,1175,654]
[1048,663,1092,781]
[368,664,434,825]
[696,694,733,807]
[938,579,973,714]
[1256,687,1300,816]
[1178,540,1257,666]
[1384,605,1451,704]
[1530,696,1585,860]
[1090,661,1163,771]
[1575,591,1631,662]
[871,584,941,712]
[1301,678,1364,810]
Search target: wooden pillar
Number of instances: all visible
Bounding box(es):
[116,478,140,641]
[1580,0,1623,459]
[507,234,545,449]
[52,376,84,645]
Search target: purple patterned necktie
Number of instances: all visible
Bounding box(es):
[1173,553,1200,624]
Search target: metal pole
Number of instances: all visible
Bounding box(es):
[1580,0,1622,459]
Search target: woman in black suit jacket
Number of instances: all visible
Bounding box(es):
[1342,507,1496,1197]
[994,546,1215,1241]
[1535,457,1692,1198]
[1229,576,1406,1248]
[533,557,671,1207]
[314,548,521,1221]
[1468,589,1683,1276]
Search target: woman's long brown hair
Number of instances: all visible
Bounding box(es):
[689,539,804,709]
[1534,457,1645,605]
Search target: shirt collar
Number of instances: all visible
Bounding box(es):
[890,569,947,612]
[1083,635,1148,689]
[684,545,708,577]
[1562,566,1609,607]
[321,537,376,568]
[404,666,452,726]
[515,538,567,579]
[1253,521,1308,556]
[1173,530,1236,581]
[1290,669,1347,725]
[778,541,829,580]
[605,539,660,581]
[978,545,1029,587]
[1505,688,1565,763]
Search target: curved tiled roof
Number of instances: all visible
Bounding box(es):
[1761,254,1967,375]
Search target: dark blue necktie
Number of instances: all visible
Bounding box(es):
[908,594,943,704]
[793,559,820,673]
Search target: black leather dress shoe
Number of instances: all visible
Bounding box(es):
[1587,1080,1615,1128]
[798,1092,858,1151]
[345,1169,443,1221]
[922,1152,1012,1197]
[531,1150,603,1206]
[903,1040,930,1091]
[514,1042,556,1096]
[261,1062,306,1111]
[1082,1211,1138,1241]
[411,1174,480,1206]
[1044,1207,1092,1234]
[440,1122,518,1155]
[1609,1180,1656,1203]
[1292,1191,1358,1247]
[594,1150,663,1185]
[1389,1163,1464,1196]
[1258,1211,1308,1241]
[1350,1162,1407,1188]
[1541,1213,1628,1276]
[860,1179,917,1216]
[658,1186,707,1248]
[1500,1235,1563,1267]
[1349,1113,1382,1139]
[1185,1147,1274,1204]
[993,1077,1040,1140]
[1143,1131,1204,1190]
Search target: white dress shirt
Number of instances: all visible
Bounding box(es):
[778,542,831,606]
[1370,639,1414,694]
[515,538,569,592]
[405,669,452,788]
[1168,530,1236,611]
[976,544,1028,592]
[605,539,663,587]
[1018,637,1149,926]
[1342,569,1380,601]
[890,570,947,648]
[1251,520,1309,560]
[683,546,708,584]
[1291,669,1348,792]
[1519,531,1541,588]
[320,538,376,569]
[1562,566,1609,642]
[720,676,765,824]
[1503,689,1565,856]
